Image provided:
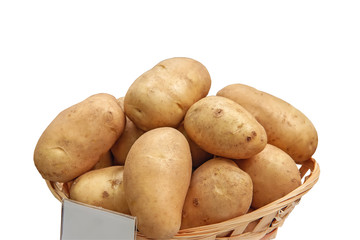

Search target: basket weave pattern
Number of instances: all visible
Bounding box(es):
[46,158,319,240]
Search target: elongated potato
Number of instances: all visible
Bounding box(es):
[34,93,125,182]
[70,166,130,214]
[235,144,301,209]
[123,127,192,239]
[184,96,267,159]
[111,98,144,165]
[181,157,253,229]
[124,57,211,131]
[217,84,318,163]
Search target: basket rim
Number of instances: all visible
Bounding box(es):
[45,157,320,239]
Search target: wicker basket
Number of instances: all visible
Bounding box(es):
[46,157,319,240]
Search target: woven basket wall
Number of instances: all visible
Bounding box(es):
[46,157,319,240]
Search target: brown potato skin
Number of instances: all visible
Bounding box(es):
[34,93,125,182]
[184,96,267,159]
[111,98,144,165]
[124,57,211,131]
[217,84,318,163]
[70,166,130,214]
[181,157,253,229]
[123,127,192,239]
[177,122,213,168]
[235,144,301,209]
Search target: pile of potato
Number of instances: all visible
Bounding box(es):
[34,57,318,239]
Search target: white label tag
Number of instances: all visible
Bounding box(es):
[61,199,136,240]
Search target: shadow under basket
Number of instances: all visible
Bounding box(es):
[46,157,320,240]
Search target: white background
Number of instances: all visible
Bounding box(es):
[1,1,359,239]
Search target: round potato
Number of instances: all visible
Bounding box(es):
[124,57,211,131]
[70,166,130,214]
[34,93,125,182]
[177,121,213,168]
[217,84,318,163]
[181,157,253,229]
[235,144,301,209]
[123,127,192,239]
[184,96,267,159]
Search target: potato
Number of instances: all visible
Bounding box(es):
[124,57,211,131]
[70,166,130,214]
[217,84,318,163]
[123,127,192,239]
[177,122,213,168]
[181,157,253,229]
[111,98,144,165]
[235,144,301,209]
[34,93,125,182]
[184,96,267,159]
